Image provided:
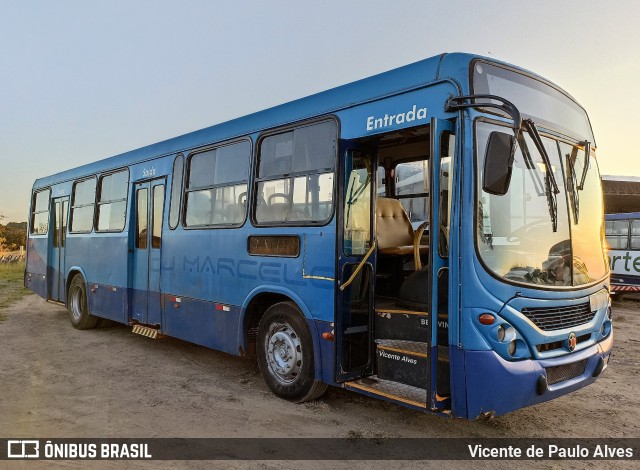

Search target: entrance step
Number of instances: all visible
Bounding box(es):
[375,298,428,342]
[376,340,428,389]
[132,324,161,339]
[345,376,427,409]
[375,297,448,344]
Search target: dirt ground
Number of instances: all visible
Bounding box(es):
[0,294,638,469]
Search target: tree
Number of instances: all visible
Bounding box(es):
[0,213,8,251]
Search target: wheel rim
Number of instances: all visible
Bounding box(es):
[70,286,84,322]
[264,321,303,385]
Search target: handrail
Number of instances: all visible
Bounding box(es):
[339,241,377,292]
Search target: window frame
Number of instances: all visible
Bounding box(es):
[69,176,97,234]
[168,154,184,230]
[95,168,130,233]
[392,157,430,200]
[605,219,630,250]
[630,219,640,250]
[30,188,51,235]
[251,117,339,228]
[182,138,252,230]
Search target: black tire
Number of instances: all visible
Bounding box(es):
[611,292,624,303]
[67,275,99,330]
[256,301,328,403]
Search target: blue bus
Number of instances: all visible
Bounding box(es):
[25,53,612,419]
[605,212,640,296]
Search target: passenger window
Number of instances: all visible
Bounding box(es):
[70,178,96,233]
[344,151,372,256]
[152,185,164,248]
[605,220,629,250]
[255,120,337,225]
[97,170,129,231]
[168,155,184,229]
[136,189,148,249]
[376,166,386,197]
[184,141,250,227]
[30,189,51,235]
[395,159,429,228]
[631,220,640,250]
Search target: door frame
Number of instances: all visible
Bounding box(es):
[335,141,377,382]
[48,196,69,302]
[130,177,166,326]
[428,117,456,410]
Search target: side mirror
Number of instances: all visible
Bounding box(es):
[483,131,516,195]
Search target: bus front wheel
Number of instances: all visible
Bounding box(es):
[257,302,327,403]
[67,275,99,330]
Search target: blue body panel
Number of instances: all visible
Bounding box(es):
[463,333,612,417]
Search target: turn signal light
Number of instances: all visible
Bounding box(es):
[479,313,495,325]
[322,332,334,341]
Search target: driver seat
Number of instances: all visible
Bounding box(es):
[375,197,428,268]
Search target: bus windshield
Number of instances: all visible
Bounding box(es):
[476,121,607,287]
[472,61,594,143]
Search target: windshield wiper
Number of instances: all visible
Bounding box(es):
[567,147,580,224]
[522,119,560,232]
[578,140,591,190]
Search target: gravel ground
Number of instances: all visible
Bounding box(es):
[0,294,638,469]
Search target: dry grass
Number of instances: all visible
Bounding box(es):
[0,261,29,320]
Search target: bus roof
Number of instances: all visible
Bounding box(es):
[32,52,566,189]
[602,175,640,213]
[606,212,640,220]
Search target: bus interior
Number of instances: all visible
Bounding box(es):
[341,124,453,406]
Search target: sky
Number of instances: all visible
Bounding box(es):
[1,0,639,222]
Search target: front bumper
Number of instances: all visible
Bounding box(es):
[462,331,613,419]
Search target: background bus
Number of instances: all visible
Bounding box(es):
[25,52,612,419]
[602,176,640,297]
[606,212,640,296]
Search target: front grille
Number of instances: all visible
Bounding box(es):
[521,303,595,331]
[545,359,588,385]
[536,334,591,353]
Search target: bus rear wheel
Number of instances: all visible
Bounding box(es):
[257,302,327,403]
[67,275,99,330]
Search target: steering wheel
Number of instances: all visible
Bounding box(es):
[413,223,449,270]
[508,221,545,242]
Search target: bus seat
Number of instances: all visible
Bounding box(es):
[376,197,428,257]
[225,203,244,224]
[269,203,290,222]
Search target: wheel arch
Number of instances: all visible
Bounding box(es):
[65,266,89,308]
[239,286,323,381]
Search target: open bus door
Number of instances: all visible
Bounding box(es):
[338,119,455,411]
[427,117,455,410]
[335,143,376,382]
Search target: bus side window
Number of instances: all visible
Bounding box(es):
[70,178,96,233]
[605,220,629,249]
[395,160,428,227]
[96,169,129,232]
[168,155,184,229]
[631,220,640,250]
[254,120,337,225]
[30,189,51,235]
[152,185,164,249]
[184,141,250,227]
